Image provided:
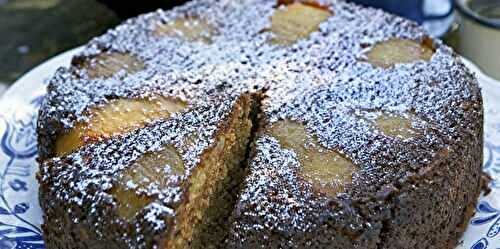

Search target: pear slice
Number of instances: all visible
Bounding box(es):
[111,145,184,219]
[269,119,357,196]
[78,53,145,79]
[359,111,421,139]
[374,112,420,139]
[365,39,434,68]
[55,96,187,156]
[270,2,332,45]
[155,17,215,43]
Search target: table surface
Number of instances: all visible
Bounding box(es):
[0,0,120,85]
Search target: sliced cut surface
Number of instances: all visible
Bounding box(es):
[155,17,216,43]
[55,96,187,157]
[77,52,145,79]
[270,2,332,45]
[166,94,255,249]
[268,119,357,196]
[111,145,184,220]
[365,38,434,68]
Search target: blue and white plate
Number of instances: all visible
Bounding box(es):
[0,48,499,249]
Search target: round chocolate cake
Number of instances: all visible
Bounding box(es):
[36,0,483,248]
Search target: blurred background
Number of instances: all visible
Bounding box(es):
[0,0,498,95]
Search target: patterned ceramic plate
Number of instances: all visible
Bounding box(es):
[0,48,499,249]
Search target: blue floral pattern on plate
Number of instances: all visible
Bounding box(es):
[0,49,498,249]
[0,97,44,249]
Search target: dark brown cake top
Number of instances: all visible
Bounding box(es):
[37,0,481,248]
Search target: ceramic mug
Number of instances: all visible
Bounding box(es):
[455,0,500,80]
[349,0,453,24]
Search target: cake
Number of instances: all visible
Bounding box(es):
[36,0,483,248]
